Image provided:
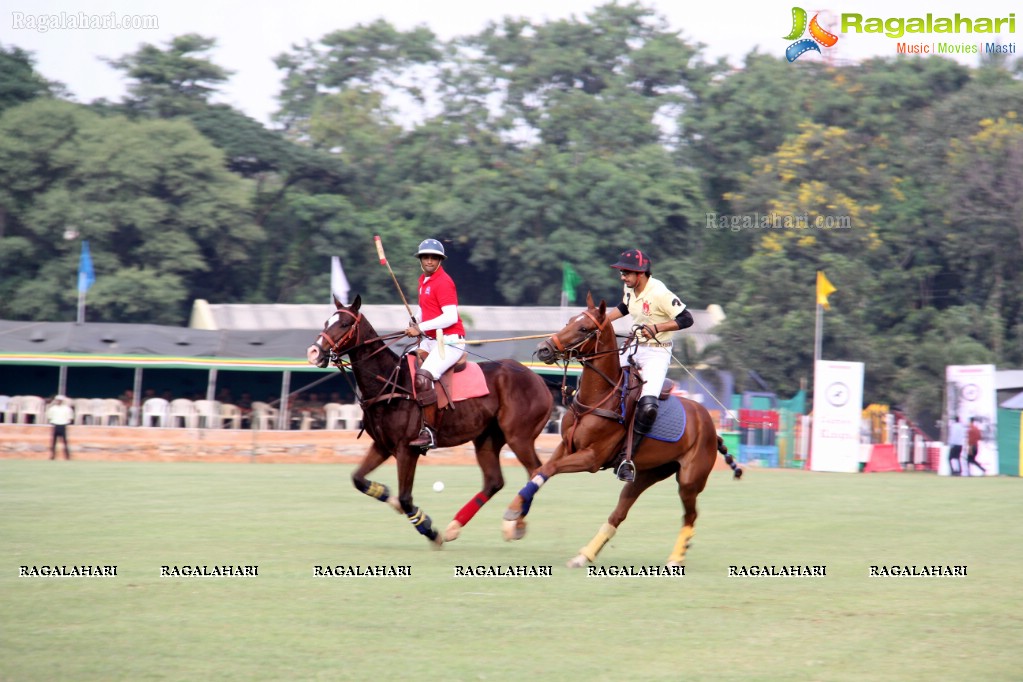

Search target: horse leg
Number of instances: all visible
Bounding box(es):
[445,431,506,542]
[351,441,402,513]
[394,447,443,548]
[493,425,553,542]
[667,496,697,567]
[667,467,712,567]
[499,403,546,475]
[502,443,607,541]
[566,465,675,568]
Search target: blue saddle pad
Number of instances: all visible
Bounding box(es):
[648,396,687,442]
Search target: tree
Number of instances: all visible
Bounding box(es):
[942,113,1023,361]
[0,99,261,324]
[0,44,63,113]
[104,34,232,118]
[273,20,442,133]
[472,2,712,151]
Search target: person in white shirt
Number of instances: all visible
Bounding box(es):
[46,395,74,460]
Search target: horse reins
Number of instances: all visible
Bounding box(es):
[319,309,418,408]
[544,309,643,451]
[545,309,626,407]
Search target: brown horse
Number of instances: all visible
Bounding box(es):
[502,293,741,566]
[306,295,552,546]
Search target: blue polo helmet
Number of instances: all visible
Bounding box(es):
[416,239,446,259]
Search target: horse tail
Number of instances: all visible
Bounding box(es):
[717,435,743,480]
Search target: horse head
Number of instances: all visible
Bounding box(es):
[307,294,364,368]
[536,292,612,364]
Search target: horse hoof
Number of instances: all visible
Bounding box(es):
[431,534,444,550]
[666,560,685,569]
[387,497,403,514]
[444,520,463,542]
[566,554,590,569]
[502,518,526,541]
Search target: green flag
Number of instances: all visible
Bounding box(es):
[562,262,582,304]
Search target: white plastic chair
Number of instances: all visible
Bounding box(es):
[323,403,345,430]
[141,397,170,427]
[86,398,106,425]
[339,403,364,430]
[99,398,128,426]
[250,401,278,430]
[169,399,197,428]
[193,400,221,429]
[2,395,18,424]
[72,398,94,425]
[17,395,47,425]
[219,403,242,429]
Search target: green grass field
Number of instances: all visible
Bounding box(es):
[2,459,1020,681]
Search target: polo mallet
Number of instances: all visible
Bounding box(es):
[373,235,443,356]
[374,235,448,360]
[374,235,416,325]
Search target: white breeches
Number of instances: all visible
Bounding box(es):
[420,336,467,380]
[619,344,672,398]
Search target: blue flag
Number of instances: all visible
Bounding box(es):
[78,240,95,293]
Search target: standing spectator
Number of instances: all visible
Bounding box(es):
[46,395,74,460]
[947,416,964,476]
[965,417,986,476]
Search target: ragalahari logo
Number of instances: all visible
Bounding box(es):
[784,7,839,61]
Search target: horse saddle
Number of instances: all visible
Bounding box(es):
[623,373,687,442]
[647,394,687,442]
[408,353,489,409]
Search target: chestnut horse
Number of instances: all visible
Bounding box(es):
[502,293,741,566]
[307,295,552,546]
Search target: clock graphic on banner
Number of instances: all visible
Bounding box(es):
[826,382,849,407]
[959,384,980,402]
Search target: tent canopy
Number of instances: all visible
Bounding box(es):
[1000,391,1023,410]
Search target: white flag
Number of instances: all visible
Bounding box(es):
[331,256,350,305]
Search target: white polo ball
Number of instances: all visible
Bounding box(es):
[432,481,445,492]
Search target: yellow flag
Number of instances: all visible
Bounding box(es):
[816,271,837,309]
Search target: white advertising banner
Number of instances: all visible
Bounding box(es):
[811,361,865,473]
[946,364,999,476]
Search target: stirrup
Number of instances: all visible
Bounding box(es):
[410,426,436,450]
[616,459,636,483]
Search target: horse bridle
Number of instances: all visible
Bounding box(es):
[318,309,363,359]
[318,309,424,408]
[544,309,606,360]
[544,308,630,409]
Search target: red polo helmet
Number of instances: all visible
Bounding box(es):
[610,249,651,274]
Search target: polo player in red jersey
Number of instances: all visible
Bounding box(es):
[404,238,467,449]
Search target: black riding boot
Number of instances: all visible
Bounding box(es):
[617,396,658,483]
[410,369,438,450]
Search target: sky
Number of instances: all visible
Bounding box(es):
[2,0,1018,126]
